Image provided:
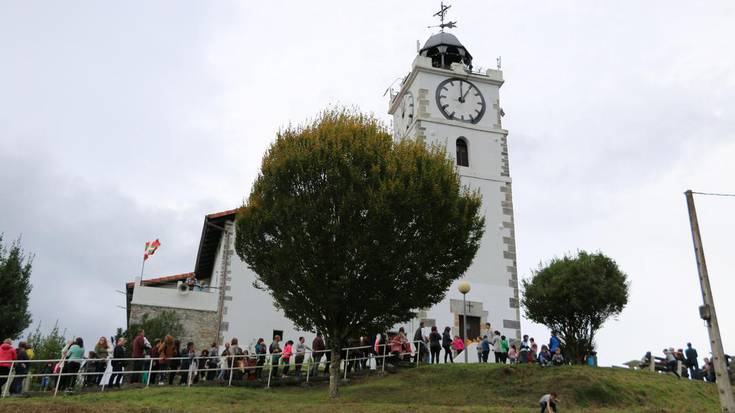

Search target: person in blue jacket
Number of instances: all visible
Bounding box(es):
[549,332,561,353]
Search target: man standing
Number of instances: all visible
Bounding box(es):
[413,322,428,363]
[131,329,146,384]
[294,337,308,378]
[685,342,698,379]
[11,342,28,395]
[310,333,325,377]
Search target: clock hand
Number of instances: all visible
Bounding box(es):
[461,84,472,102]
[459,81,464,102]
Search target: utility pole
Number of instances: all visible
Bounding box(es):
[685,190,735,412]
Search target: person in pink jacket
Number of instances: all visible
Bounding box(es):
[0,339,17,391]
[281,340,293,378]
[451,336,464,359]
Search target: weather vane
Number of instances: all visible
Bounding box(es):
[428,2,457,32]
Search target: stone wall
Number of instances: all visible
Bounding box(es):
[129,304,218,351]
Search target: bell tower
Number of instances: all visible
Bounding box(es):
[388,6,520,342]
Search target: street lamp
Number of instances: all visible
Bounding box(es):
[458,280,471,363]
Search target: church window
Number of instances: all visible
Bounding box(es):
[456,138,469,167]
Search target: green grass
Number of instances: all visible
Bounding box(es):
[0,364,727,413]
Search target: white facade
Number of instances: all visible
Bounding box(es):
[210,221,315,350]
[131,31,521,353]
[388,46,520,341]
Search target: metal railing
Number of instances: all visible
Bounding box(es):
[0,340,428,398]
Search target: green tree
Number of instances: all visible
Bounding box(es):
[235,109,485,397]
[0,235,33,340]
[121,310,184,352]
[522,251,629,364]
[25,321,67,376]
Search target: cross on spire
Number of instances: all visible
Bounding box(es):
[429,2,457,32]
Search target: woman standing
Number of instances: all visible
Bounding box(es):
[62,338,85,391]
[109,338,126,388]
[269,336,282,378]
[168,340,181,385]
[93,337,110,385]
[254,338,266,379]
[281,340,293,378]
[442,327,453,363]
[428,327,442,364]
[157,335,175,385]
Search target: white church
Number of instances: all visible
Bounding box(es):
[125,20,520,354]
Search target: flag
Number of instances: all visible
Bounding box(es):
[144,239,161,260]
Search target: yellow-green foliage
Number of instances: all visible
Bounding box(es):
[235,108,484,343]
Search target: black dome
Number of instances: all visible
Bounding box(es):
[419,32,473,69]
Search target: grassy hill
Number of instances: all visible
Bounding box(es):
[0,364,727,413]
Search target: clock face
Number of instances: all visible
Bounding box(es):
[435,78,486,124]
[396,91,415,137]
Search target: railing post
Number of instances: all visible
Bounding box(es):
[382,344,386,373]
[649,356,655,372]
[305,351,311,383]
[1,361,14,398]
[343,348,349,380]
[266,357,273,389]
[146,358,153,388]
[227,355,234,387]
[187,359,193,387]
[53,359,65,398]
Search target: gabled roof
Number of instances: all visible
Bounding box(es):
[125,272,194,288]
[194,208,241,280]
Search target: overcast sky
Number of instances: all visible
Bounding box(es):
[1,1,734,366]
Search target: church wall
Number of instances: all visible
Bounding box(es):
[216,226,314,352]
[129,303,218,352]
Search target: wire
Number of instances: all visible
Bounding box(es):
[691,191,735,198]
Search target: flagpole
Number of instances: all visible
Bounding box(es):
[139,256,146,286]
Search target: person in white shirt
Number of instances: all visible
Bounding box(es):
[539,392,558,412]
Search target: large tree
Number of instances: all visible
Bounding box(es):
[522,250,629,364]
[0,235,33,340]
[235,109,484,397]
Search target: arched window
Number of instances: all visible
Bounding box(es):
[456,138,469,167]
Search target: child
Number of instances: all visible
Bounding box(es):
[552,348,564,366]
[508,344,518,364]
[41,362,53,390]
[538,345,552,367]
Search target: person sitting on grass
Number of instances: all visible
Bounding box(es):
[538,345,552,367]
[529,343,539,363]
[551,348,564,366]
[539,392,559,412]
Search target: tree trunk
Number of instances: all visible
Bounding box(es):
[328,347,341,398]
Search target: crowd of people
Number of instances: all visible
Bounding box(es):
[638,342,731,383]
[2,324,731,397]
